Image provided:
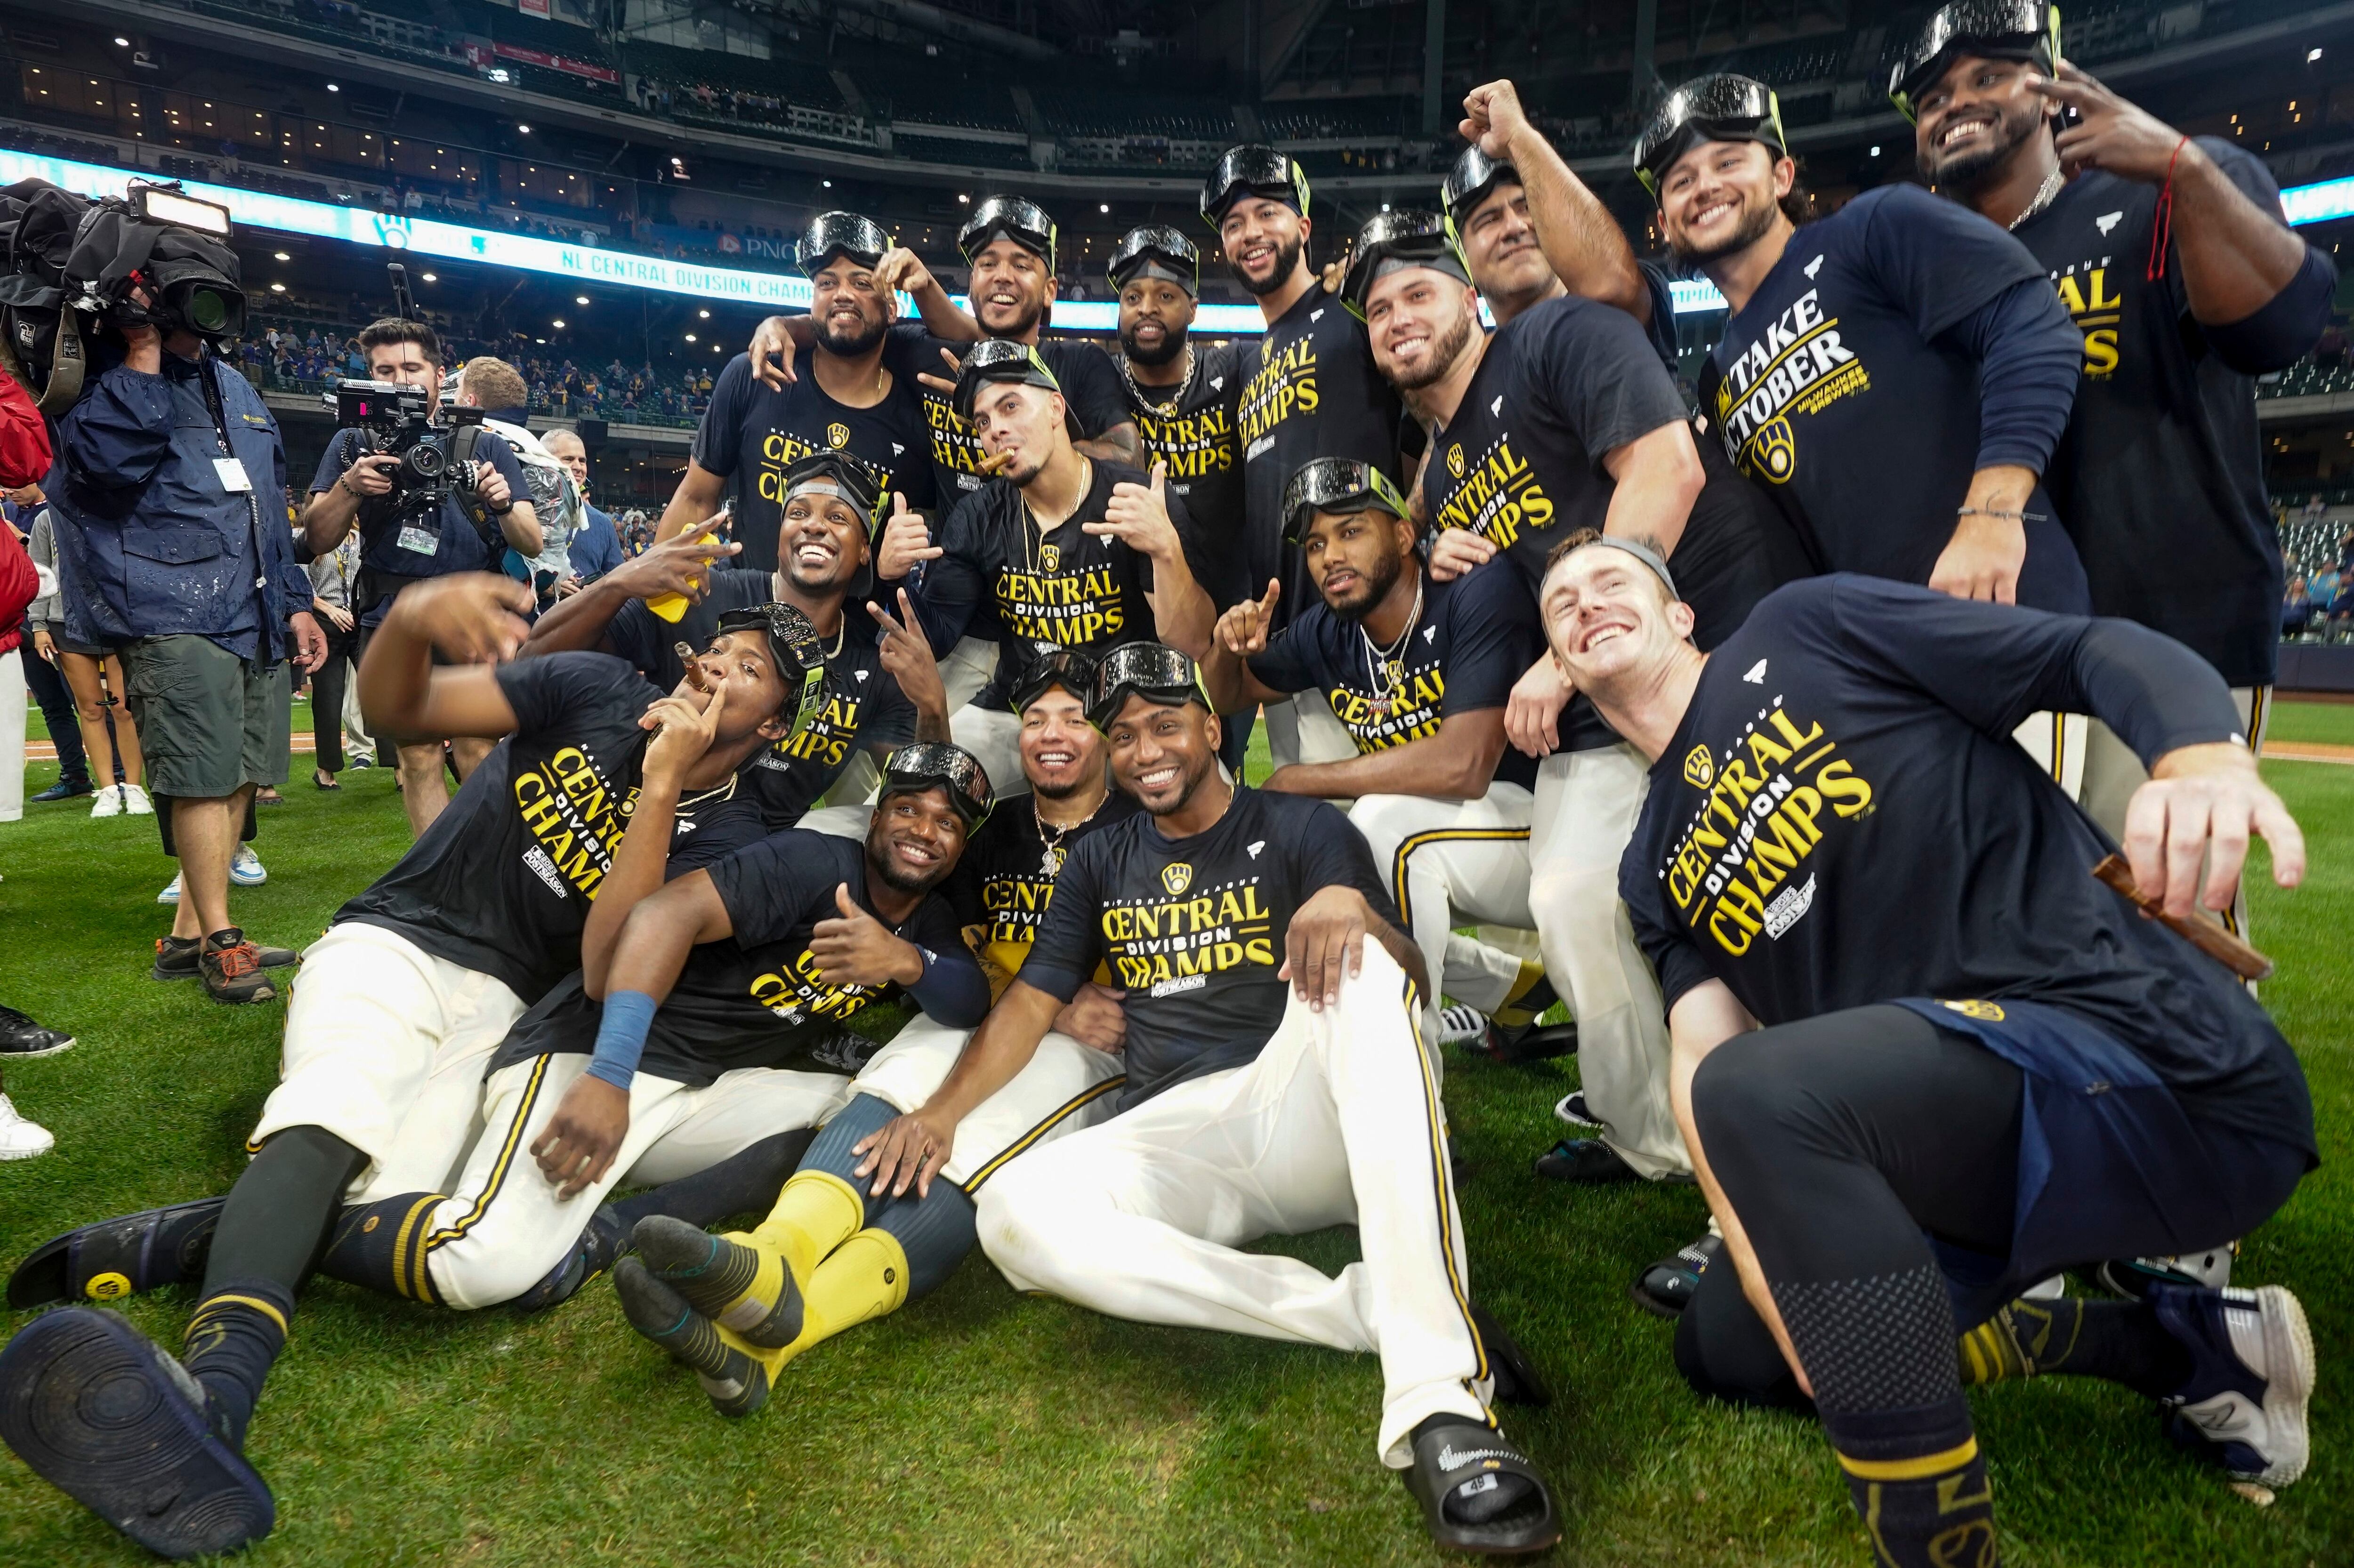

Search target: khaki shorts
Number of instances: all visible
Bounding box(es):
[121,635,291,799]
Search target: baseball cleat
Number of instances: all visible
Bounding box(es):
[507,1206,627,1315]
[631,1215,804,1347]
[1402,1415,1561,1555]
[0,1308,274,1559]
[1629,1232,1722,1319]
[1534,1137,1638,1184]
[2152,1283,2314,1488]
[8,1198,227,1311]
[612,1258,784,1420]
[1468,1303,1550,1408]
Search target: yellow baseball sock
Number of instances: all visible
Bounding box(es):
[751,1168,867,1286]
[1493,959,1556,1029]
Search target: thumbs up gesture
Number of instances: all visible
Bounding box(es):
[875,491,942,581]
[809,882,921,988]
[1216,577,1282,658]
[1093,459,1181,564]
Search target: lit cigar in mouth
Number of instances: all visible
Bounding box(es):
[675,643,713,694]
[2091,854,2274,981]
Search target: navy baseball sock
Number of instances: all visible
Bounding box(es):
[871,1183,979,1301]
[797,1094,903,1228]
[1959,1295,2193,1399]
[181,1278,295,1451]
[1822,1399,1992,1568]
[316,1193,451,1302]
[608,1128,815,1234]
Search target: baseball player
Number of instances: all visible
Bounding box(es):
[653,212,936,574]
[610,659,1134,1414]
[1345,211,1782,1190]
[1200,458,1559,1058]
[1206,145,1408,772]
[875,342,1216,793]
[528,451,949,832]
[1898,1,2332,931]
[0,579,827,1559]
[855,643,1563,1556]
[1540,532,2315,1565]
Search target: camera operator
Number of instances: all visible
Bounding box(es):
[298,319,539,835]
[44,286,327,1003]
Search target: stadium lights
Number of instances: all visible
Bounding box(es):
[685,333,697,342]
[113,36,127,46]
[419,272,436,281]
[517,124,532,134]
[822,179,832,187]
[326,83,339,93]
[958,193,970,203]
[1099,203,1109,213]
[698,308,710,318]
[575,295,589,305]
[269,282,285,293]
[273,250,290,260]
[1870,145,1881,156]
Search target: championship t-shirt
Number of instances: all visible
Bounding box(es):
[1620,575,2310,1147]
[910,459,1209,705]
[1246,559,1541,788]
[604,566,916,829]
[693,350,935,575]
[1698,184,2074,600]
[892,328,1131,504]
[946,789,1142,981]
[334,652,770,1003]
[1122,341,1246,605]
[486,831,974,1088]
[2020,140,2307,687]
[310,427,531,627]
[1237,282,1407,629]
[1021,786,1398,1109]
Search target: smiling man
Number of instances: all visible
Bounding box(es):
[611,670,1134,1415]
[851,642,1562,1556]
[527,452,949,831]
[1345,212,1784,1190]
[876,342,1215,793]
[1537,531,2319,1568]
[1899,2,2332,976]
[1639,73,2089,616]
[0,578,822,1558]
[656,213,935,575]
[1201,457,1559,1059]
[1205,145,1409,770]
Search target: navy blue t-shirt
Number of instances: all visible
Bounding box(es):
[311,426,531,627]
[1247,559,1541,788]
[1697,184,2080,603]
[1021,786,1398,1110]
[693,349,934,577]
[335,652,768,1003]
[1621,575,2309,1150]
[891,328,1131,507]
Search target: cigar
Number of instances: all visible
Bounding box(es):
[675,643,711,694]
[2091,854,2273,981]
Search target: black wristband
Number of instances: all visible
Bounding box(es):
[486,499,514,517]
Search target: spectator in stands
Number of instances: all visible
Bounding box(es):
[44,287,325,1002]
[24,489,147,818]
[618,508,655,557]
[2283,573,2312,636]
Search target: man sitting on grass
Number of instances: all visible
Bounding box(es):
[0,573,823,1560]
[1538,530,2317,1567]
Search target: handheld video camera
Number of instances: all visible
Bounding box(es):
[67,183,248,342]
[329,378,489,528]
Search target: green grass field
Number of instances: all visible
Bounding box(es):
[0,712,2346,1567]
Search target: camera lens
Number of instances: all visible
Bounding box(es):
[404,443,448,482]
[185,288,229,334]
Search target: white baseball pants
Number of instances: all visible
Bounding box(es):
[850,1013,1126,1190]
[1347,784,1537,1035]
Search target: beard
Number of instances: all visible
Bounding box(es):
[1667,189,1784,268]
[978,293,1044,339]
[1390,309,1476,392]
[868,833,950,894]
[1925,110,2045,194]
[814,310,887,358]
[1135,752,1211,818]
[1120,319,1187,368]
[1325,546,1405,621]
[1229,234,1305,298]
[1030,767,1091,801]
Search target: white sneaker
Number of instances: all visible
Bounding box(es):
[230,844,267,886]
[157,872,182,905]
[2156,1284,2315,1488]
[1434,1005,1489,1047]
[0,1094,54,1159]
[89,785,124,819]
[120,783,153,815]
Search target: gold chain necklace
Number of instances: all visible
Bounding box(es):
[1120,345,1194,420]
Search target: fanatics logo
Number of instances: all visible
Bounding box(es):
[1309,308,1326,323]
[1161,862,1193,895]
[1804,254,1824,280]
[1490,394,1504,417]
[1682,745,1716,789]
[2096,211,2124,236]
[1446,444,1466,479]
[1247,840,1265,859]
[892,442,906,456]
[1742,659,1767,684]
[855,670,869,682]
[827,423,851,448]
[1210,376,1225,391]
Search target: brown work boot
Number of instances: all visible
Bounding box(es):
[200,929,278,1005]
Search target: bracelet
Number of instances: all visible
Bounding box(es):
[337,474,360,499]
[1954,507,2048,522]
[2147,133,2190,281]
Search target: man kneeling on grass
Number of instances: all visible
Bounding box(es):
[1538,530,2317,1567]
[609,656,1133,1412]
[852,643,1563,1556]
[0,574,824,1559]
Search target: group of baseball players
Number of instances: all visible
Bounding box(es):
[0,4,2337,1561]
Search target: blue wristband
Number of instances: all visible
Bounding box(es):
[586,989,658,1092]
